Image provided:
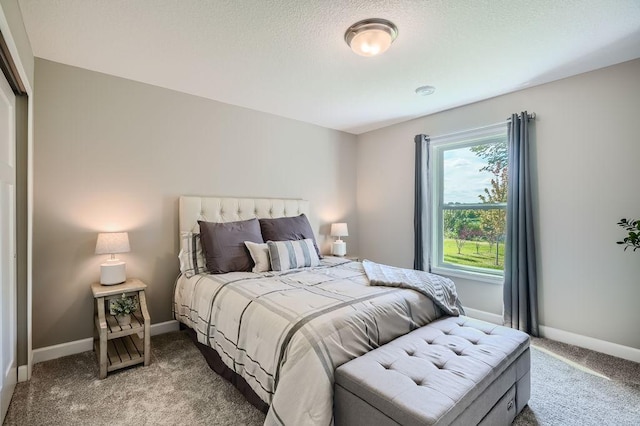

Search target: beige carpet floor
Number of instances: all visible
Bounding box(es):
[4,331,639,425]
[4,332,266,425]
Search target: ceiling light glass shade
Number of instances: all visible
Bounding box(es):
[345,19,398,57]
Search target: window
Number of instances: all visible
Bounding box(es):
[430,125,508,283]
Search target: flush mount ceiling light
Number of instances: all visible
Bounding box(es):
[344,18,398,57]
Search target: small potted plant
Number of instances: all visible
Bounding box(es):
[109,293,139,326]
[617,218,640,252]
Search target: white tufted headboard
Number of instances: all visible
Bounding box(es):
[179,196,311,234]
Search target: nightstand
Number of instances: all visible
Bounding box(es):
[91,278,150,379]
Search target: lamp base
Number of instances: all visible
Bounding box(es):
[332,241,346,257]
[100,260,126,285]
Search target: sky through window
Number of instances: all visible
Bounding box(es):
[443,147,494,204]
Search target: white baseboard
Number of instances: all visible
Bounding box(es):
[17,365,28,383]
[31,315,640,366]
[32,337,93,364]
[32,320,180,365]
[150,319,180,336]
[539,325,640,364]
[463,307,640,364]
[463,307,503,325]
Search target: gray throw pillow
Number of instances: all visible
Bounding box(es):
[259,214,321,257]
[198,218,264,273]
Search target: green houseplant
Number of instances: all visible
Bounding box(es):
[617,218,640,251]
[109,293,139,326]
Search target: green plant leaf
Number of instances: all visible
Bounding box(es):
[617,217,640,252]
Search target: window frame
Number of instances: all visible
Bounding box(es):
[429,123,508,285]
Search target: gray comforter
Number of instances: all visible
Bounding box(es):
[174,257,462,425]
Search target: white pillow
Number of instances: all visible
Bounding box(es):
[244,241,271,273]
[267,239,321,272]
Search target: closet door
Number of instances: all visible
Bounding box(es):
[0,67,16,423]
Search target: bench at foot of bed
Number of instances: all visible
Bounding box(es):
[334,316,530,426]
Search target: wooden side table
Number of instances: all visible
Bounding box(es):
[91,278,150,379]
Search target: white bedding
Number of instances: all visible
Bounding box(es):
[173,257,445,425]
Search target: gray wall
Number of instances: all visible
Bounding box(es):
[33,59,358,349]
[357,58,640,350]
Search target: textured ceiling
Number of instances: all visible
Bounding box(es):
[19,0,640,134]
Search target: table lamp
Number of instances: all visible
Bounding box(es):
[331,223,348,256]
[95,232,130,285]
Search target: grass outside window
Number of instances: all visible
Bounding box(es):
[443,238,504,270]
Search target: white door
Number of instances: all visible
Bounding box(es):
[0,70,16,423]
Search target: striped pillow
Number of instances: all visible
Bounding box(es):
[268,239,321,271]
[178,232,208,277]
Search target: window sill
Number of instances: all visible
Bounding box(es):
[431,266,503,285]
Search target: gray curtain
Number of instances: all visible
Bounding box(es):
[414,134,430,271]
[504,112,539,336]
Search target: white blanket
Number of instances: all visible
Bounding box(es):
[173,257,444,425]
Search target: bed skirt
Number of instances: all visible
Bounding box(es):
[182,325,270,414]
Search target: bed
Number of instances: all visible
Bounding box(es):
[173,196,451,425]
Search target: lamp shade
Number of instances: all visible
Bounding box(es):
[330,223,349,238]
[95,232,130,255]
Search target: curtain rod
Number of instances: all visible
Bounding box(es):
[427,112,537,142]
[507,112,536,121]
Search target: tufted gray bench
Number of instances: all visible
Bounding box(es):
[334,316,530,426]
